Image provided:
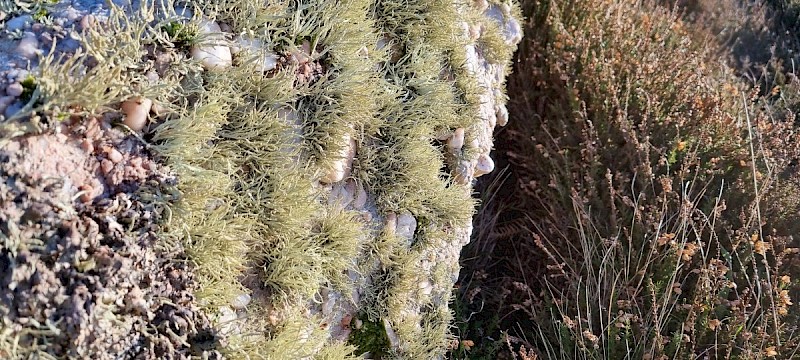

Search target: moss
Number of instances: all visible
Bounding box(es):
[348,315,392,357]
[161,21,197,47]
[19,75,37,104]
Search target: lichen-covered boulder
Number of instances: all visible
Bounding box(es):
[0,0,521,358]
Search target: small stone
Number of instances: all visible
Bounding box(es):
[191,20,232,71]
[16,32,40,59]
[473,0,489,12]
[3,102,22,118]
[496,104,509,126]
[145,71,159,83]
[357,46,369,58]
[78,185,93,204]
[321,133,356,184]
[384,212,397,237]
[120,97,152,131]
[150,102,168,117]
[100,159,114,174]
[419,280,433,296]
[39,32,53,45]
[328,182,354,208]
[376,35,390,51]
[80,139,94,154]
[396,212,417,243]
[447,128,465,151]
[107,148,123,163]
[217,306,239,335]
[231,293,251,310]
[474,153,495,177]
[6,82,23,97]
[455,159,475,185]
[0,96,15,116]
[233,36,280,72]
[63,7,80,22]
[6,15,32,32]
[322,292,336,316]
[469,23,482,41]
[13,71,29,83]
[124,286,148,314]
[383,319,400,349]
[100,291,116,305]
[353,181,368,210]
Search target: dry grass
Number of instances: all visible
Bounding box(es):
[456,0,800,358]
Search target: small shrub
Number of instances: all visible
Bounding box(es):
[459,0,800,358]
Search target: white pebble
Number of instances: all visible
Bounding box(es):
[230,293,251,310]
[474,153,495,177]
[63,7,80,22]
[120,97,152,131]
[16,32,40,59]
[473,0,489,12]
[419,280,433,296]
[383,319,400,348]
[217,306,239,334]
[232,36,279,72]
[496,104,509,127]
[6,15,31,32]
[321,133,356,184]
[107,148,123,163]
[396,212,417,243]
[145,71,159,83]
[447,128,465,151]
[191,20,232,71]
[6,83,23,97]
[469,23,482,41]
[80,15,96,31]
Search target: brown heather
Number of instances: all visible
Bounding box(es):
[454,0,800,359]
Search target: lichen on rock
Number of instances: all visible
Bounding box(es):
[0,0,521,358]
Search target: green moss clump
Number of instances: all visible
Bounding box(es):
[161,21,197,47]
[19,75,37,104]
[348,316,392,357]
